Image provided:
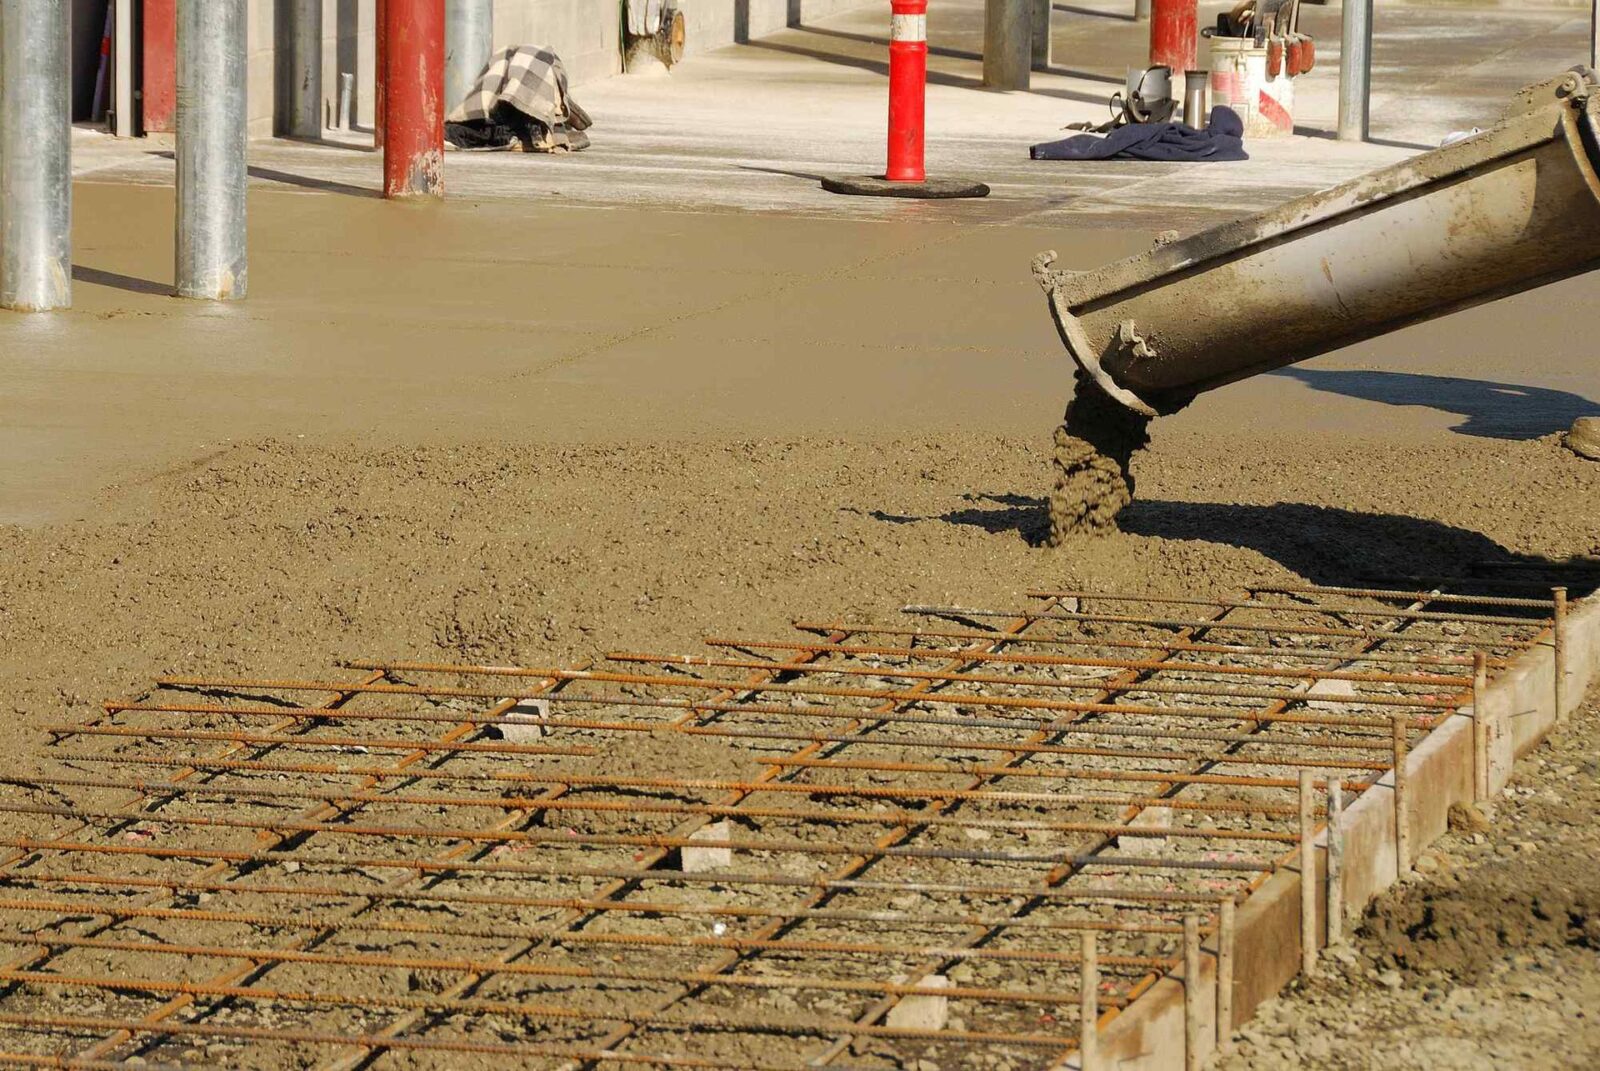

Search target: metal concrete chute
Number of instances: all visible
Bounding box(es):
[1033,67,1600,418]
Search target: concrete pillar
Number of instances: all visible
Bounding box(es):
[1031,0,1052,70]
[176,0,249,300]
[0,0,72,311]
[382,0,445,198]
[445,0,493,114]
[281,0,323,138]
[983,0,1031,90]
[1337,0,1373,142]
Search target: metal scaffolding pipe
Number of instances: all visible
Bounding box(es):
[445,0,493,116]
[282,0,323,138]
[0,0,72,312]
[1338,0,1373,141]
[983,0,1031,90]
[176,0,248,300]
[383,0,445,197]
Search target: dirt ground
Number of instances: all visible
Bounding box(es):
[1214,684,1600,1070]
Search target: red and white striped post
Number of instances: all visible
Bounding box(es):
[821,1,988,199]
[381,0,445,198]
[886,0,927,182]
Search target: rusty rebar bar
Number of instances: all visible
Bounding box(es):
[688,641,1471,687]
[787,624,1500,669]
[0,803,1280,872]
[0,775,1303,843]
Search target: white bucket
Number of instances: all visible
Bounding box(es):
[1209,37,1296,138]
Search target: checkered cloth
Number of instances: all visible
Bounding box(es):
[447,45,591,140]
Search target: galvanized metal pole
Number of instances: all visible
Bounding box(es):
[983,0,1031,90]
[445,0,493,114]
[0,0,72,311]
[176,0,249,300]
[1592,0,1599,70]
[1337,0,1373,141]
[285,0,324,138]
[382,0,445,198]
[1031,0,1052,71]
[1134,0,1152,19]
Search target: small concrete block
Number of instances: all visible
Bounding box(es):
[886,974,951,1031]
[1306,677,1358,711]
[1122,805,1172,852]
[495,698,551,743]
[681,822,734,873]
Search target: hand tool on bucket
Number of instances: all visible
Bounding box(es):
[1032,68,1600,419]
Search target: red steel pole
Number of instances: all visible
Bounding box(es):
[382,0,444,198]
[1148,0,1197,74]
[885,0,927,182]
[375,0,386,149]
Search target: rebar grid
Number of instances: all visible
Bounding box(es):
[0,581,1561,1070]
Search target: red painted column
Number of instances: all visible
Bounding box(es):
[142,0,178,133]
[886,0,927,182]
[381,0,444,197]
[1148,0,1197,75]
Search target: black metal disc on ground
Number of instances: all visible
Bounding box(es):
[820,174,990,199]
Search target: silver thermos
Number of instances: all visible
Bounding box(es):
[1183,70,1210,128]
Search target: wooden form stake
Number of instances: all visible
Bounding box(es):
[1299,769,1317,976]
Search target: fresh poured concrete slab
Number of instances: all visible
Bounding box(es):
[9,0,1599,525]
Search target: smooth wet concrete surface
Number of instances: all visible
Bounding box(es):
[8,0,1600,523]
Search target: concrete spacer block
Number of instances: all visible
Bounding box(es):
[1122,805,1173,852]
[681,821,734,873]
[495,698,551,744]
[1305,677,1357,711]
[885,973,951,1030]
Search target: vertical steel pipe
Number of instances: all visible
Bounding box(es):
[1337,0,1372,141]
[887,0,928,182]
[1149,0,1197,74]
[983,0,1031,90]
[382,0,445,198]
[176,0,249,300]
[1079,931,1097,1070]
[1592,0,1598,71]
[0,0,72,311]
[445,0,493,114]
[1182,913,1202,1071]
[1216,898,1235,1047]
[1031,0,1052,71]
[1134,0,1152,20]
[1326,779,1343,947]
[1298,768,1317,977]
[284,0,324,138]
